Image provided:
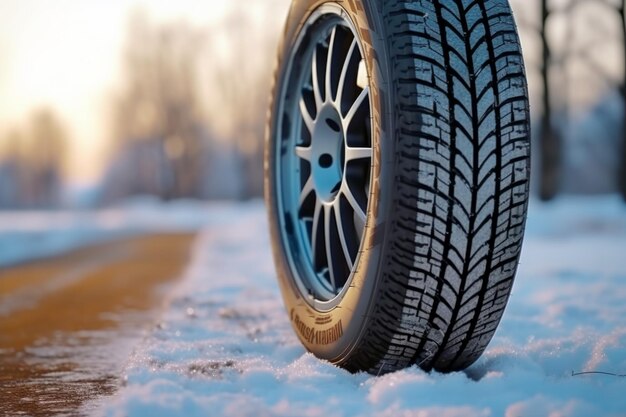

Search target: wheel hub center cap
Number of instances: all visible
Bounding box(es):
[311,105,344,202]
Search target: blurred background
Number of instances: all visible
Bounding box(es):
[0,0,625,211]
[0,0,289,209]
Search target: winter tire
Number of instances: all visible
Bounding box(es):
[265,0,530,373]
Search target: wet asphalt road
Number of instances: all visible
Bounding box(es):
[0,233,196,416]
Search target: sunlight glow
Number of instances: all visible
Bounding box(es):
[0,0,236,185]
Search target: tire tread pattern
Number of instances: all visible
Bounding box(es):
[344,0,530,373]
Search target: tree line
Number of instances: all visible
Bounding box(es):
[101,7,279,203]
[0,109,66,208]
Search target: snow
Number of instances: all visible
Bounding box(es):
[0,197,232,266]
[57,197,626,416]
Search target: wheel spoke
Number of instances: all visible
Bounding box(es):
[345,146,372,162]
[356,59,368,89]
[324,204,337,290]
[343,86,369,130]
[311,49,324,109]
[325,27,337,102]
[311,198,324,267]
[354,211,365,242]
[299,98,315,134]
[336,38,357,106]
[299,175,314,207]
[342,182,366,222]
[295,145,312,161]
[333,201,354,270]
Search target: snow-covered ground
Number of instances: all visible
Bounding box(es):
[0,197,233,266]
[85,195,626,417]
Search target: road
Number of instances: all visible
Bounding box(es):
[0,233,196,416]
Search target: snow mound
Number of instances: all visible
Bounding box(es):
[99,197,626,417]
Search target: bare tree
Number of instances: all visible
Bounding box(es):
[538,0,562,201]
[618,0,626,199]
[515,0,563,200]
[27,108,67,207]
[0,109,67,208]
[206,4,283,198]
[571,0,626,199]
[106,11,208,201]
[0,129,25,208]
[104,5,286,202]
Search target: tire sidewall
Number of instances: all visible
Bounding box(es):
[265,0,396,363]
